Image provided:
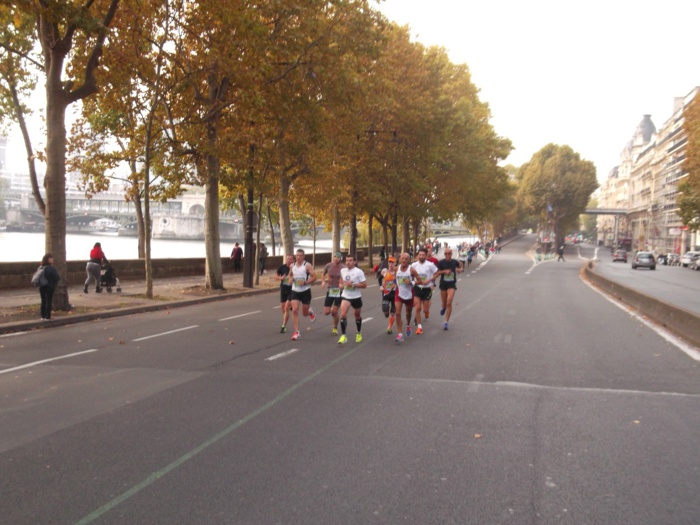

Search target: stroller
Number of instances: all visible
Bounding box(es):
[100,263,122,293]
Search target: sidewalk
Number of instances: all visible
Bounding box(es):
[0,271,281,335]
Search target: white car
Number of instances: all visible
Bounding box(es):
[680,251,700,267]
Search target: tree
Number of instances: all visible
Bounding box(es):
[0,5,44,214]
[679,92,700,229]
[518,144,598,247]
[6,1,120,310]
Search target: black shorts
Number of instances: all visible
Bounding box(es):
[291,289,312,305]
[439,282,457,291]
[413,286,432,302]
[382,295,396,316]
[342,297,363,310]
[324,292,342,308]
[280,285,292,303]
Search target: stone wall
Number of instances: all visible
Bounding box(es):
[0,250,364,290]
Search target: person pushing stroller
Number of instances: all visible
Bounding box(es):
[85,242,108,293]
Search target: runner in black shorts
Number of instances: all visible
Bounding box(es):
[432,248,463,330]
[321,252,346,335]
[275,254,294,333]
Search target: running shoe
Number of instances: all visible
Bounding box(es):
[415,326,423,335]
[406,326,412,337]
[280,325,286,333]
[355,333,363,343]
[291,331,301,340]
[425,311,430,319]
[332,328,338,336]
[309,308,316,323]
[440,307,446,316]
[387,327,393,334]
[395,333,403,343]
[338,334,348,344]
[443,322,448,331]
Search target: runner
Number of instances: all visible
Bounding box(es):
[394,252,424,343]
[321,251,346,335]
[275,253,295,333]
[289,249,317,341]
[432,248,463,330]
[337,254,367,344]
[380,256,398,334]
[411,247,438,334]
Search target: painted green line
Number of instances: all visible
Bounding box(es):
[75,346,360,524]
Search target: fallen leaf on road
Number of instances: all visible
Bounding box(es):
[474,434,482,439]
[229,340,236,345]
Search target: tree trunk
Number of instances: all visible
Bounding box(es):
[278,175,294,256]
[332,207,341,254]
[266,199,276,256]
[133,193,146,260]
[204,152,223,289]
[44,84,70,310]
[368,214,374,267]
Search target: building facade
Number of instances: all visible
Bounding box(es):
[598,88,699,254]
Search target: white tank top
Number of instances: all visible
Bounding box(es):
[291,262,310,292]
[395,265,414,301]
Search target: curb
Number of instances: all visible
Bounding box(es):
[582,261,700,348]
[0,286,278,336]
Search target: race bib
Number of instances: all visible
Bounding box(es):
[398,276,411,285]
[294,277,306,287]
[328,287,340,297]
[444,272,455,282]
[384,281,396,291]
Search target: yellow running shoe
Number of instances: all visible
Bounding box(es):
[355,333,363,343]
[338,334,348,344]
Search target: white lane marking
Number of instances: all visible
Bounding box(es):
[266,348,300,361]
[0,349,99,375]
[583,279,700,361]
[468,373,485,392]
[0,331,30,338]
[363,317,374,323]
[133,325,199,342]
[218,310,261,322]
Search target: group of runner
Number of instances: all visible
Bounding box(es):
[275,246,464,344]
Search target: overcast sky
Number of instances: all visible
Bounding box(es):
[377,0,699,181]
[4,1,698,183]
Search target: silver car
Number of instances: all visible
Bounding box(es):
[680,251,700,267]
[632,251,656,270]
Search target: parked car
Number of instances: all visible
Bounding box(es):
[632,251,656,270]
[689,255,700,271]
[612,249,627,263]
[680,251,700,267]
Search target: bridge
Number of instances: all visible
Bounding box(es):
[584,208,627,215]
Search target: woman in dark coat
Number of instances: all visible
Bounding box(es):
[39,253,61,320]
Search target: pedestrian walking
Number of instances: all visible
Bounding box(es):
[230,242,243,273]
[258,242,268,275]
[85,242,108,293]
[38,253,61,320]
[558,245,566,262]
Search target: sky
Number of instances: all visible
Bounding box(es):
[4,1,698,184]
[376,0,700,181]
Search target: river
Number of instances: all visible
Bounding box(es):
[0,231,330,263]
[0,231,480,263]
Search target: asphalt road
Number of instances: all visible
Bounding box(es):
[590,245,700,315]
[1,235,699,524]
